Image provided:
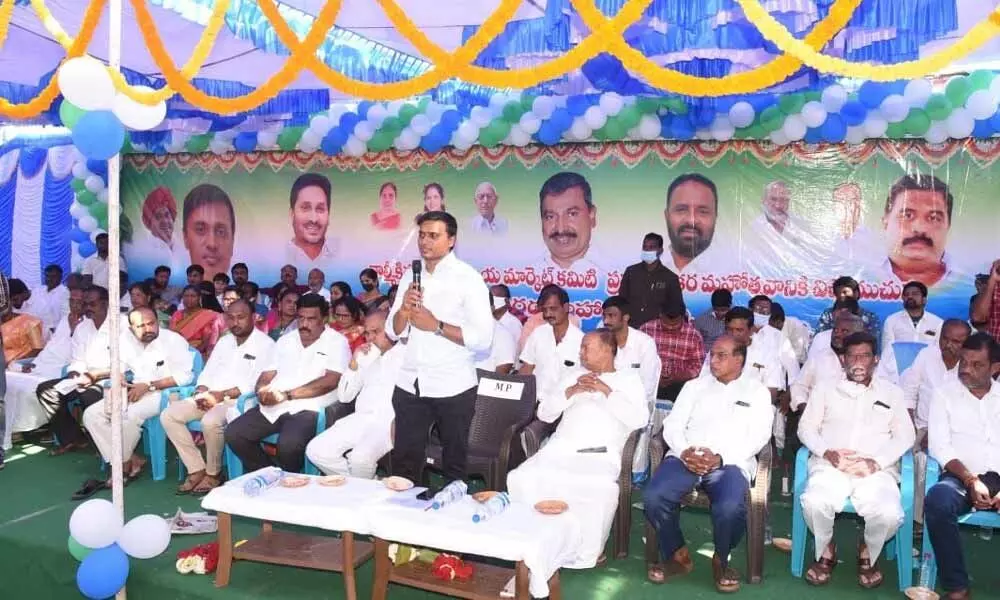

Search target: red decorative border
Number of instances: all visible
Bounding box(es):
[125,139,1000,174]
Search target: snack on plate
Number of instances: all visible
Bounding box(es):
[279,475,310,488]
[534,500,568,515]
[318,475,347,487]
[472,491,498,503]
[383,476,414,491]
[904,587,940,600]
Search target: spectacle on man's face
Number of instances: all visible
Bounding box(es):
[474,184,498,217]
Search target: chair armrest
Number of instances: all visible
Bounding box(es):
[925,455,942,494]
[158,385,198,411]
[900,450,915,506]
[522,418,556,458]
[325,400,355,425]
[316,407,327,435]
[236,392,258,414]
[620,428,643,483]
[649,425,666,474]
[793,445,810,496]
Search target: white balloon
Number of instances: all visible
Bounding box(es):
[451,131,473,151]
[470,106,492,127]
[69,202,85,219]
[71,162,89,179]
[710,117,735,141]
[300,129,322,147]
[821,85,849,112]
[946,108,974,139]
[78,216,98,233]
[844,125,867,145]
[863,115,888,138]
[97,189,108,204]
[69,499,123,549]
[569,118,592,141]
[309,115,332,135]
[637,113,662,139]
[327,105,347,124]
[409,114,432,136]
[118,515,171,559]
[209,141,230,155]
[695,129,713,140]
[84,175,104,193]
[387,100,405,116]
[298,139,319,154]
[728,101,756,128]
[256,129,279,148]
[509,124,531,147]
[583,106,607,130]
[112,87,166,131]
[599,92,624,117]
[879,94,909,123]
[58,56,115,111]
[215,129,237,142]
[343,136,367,157]
[354,121,375,142]
[782,114,807,141]
[489,93,509,113]
[518,112,542,135]
[395,128,420,151]
[457,121,480,144]
[801,101,828,128]
[966,89,998,120]
[769,129,790,145]
[924,120,949,144]
[366,103,388,127]
[903,79,934,108]
[532,96,556,119]
[424,101,446,123]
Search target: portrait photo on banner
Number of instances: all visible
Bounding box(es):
[119,142,1000,329]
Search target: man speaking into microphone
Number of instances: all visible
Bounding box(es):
[387,210,495,491]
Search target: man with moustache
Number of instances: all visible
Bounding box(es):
[792,313,865,411]
[519,285,586,402]
[82,233,127,289]
[924,333,1000,600]
[662,173,730,275]
[798,332,913,588]
[881,281,942,353]
[535,172,605,273]
[181,184,235,282]
[468,182,508,235]
[601,296,661,407]
[285,173,337,273]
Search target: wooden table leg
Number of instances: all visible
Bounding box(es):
[548,571,562,600]
[215,512,233,588]
[342,531,358,600]
[371,537,391,600]
[514,561,530,600]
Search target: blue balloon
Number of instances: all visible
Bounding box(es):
[658,114,673,137]
[70,227,90,244]
[714,97,736,113]
[536,123,562,145]
[77,544,129,600]
[692,107,715,128]
[356,101,373,120]
[820,114,847,143]
[549,108,573,131]
[671,117,695,140]
[566,96,590,117]
[339,112,360,132]
[325,127,349,148]
[973,119,994,139]
[440,110,462,129]
[78,241,97,258]
[750,95,776,113]
[72,112,125,161]
[233,132,257,153]
[840,101,867,126]
[858,81,890,109]
[803,127,823,144]
[85,160,108,181]
[989,112,1000,132]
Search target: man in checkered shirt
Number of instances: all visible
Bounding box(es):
[971,259,1000,341]
[640,295,706,401]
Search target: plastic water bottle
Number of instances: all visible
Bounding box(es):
[472,493,510,523]
[243,467,283,497]
[430,480,468,510]
[978,526,993,541]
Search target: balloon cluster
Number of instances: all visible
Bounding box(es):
[67,154,110,264]
[57,56,166,160]
[68,499,171,599]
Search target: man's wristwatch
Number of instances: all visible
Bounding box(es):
[435,321,444,336]
[148,383,157,392]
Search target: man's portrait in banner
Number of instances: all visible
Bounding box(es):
[742,181,828,279]
[181,183,235,282]
[535,171,604,274]
[832,181,883,274]
[285,172,337,273]
[661,173,728,275]
[468,182,508,235]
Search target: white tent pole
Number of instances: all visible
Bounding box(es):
[106,0,126,598]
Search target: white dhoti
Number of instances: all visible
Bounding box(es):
[506,441,620,569]
[82,391,161,464]
[3,371,53,449]
[800,461,903,562]
[305,412,392,479]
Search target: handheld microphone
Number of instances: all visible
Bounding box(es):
[411,259,422,290]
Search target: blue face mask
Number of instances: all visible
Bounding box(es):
[640,250,659,264]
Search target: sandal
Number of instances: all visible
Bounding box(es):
[945,590,971,600]
[71,478,108,501]
[177,472,206,495]
[712,556,741,593]
[805,546,837,586]
[191,474,222,496]
[647,563,666,584]
[857,555,883,589]
[49,442,87,457]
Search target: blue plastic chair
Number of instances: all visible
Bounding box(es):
[170,390,252,481]
[140,348,204,481]
[790,446,914,590]
[224,393,327,478]
[917,457,1000,590]
[892,341,928,376]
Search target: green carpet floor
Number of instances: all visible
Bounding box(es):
[2,440,998,599]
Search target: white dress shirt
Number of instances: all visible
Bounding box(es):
[662,373,773,481]
[929,379,1000,476]
[469,214,509,235]
[781,316,813,364]
[900,345,956,430]
[338,343,404,420]
[798,378,914,474]
[82,255,126,288]
[261,328,350,422]
[881,309,943,354]
[475,321,517,372]
[615,327,661,405]
[537,367,648,458]
[67,318,111,375]
[26,315,77,377]
[519,322,585,402]
[498,310,523,344]
[386,252,495,398]
[121,328,195,388]
[284,238,338,273]
[791,344,845,410]
[197,328,275,397]
[751,325,800,389]
[807,329,834,361]
[24,284,69,334]
[305,287,331,301]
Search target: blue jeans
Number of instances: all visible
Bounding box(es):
[924,474,973,592]
[643,456,748,567]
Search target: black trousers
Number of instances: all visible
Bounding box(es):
[390,384,476,485]
[37,378,104,446]
[224,407,318,473]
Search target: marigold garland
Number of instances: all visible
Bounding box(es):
[0,0,16,49]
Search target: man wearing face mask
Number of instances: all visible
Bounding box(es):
[797,331,913,589]
[489,284,523,344]
[619,233,682,329]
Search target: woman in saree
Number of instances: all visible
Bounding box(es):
[265,288,300,341]
[169,285,223,360]
[357,268,382,312]
[330,295,366,353]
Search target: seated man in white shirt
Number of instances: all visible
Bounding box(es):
[518,285,585,401]
[507,329,647,568]
[77,307,195,498]
[881,280,943,354]
[601,295,661,406]
[305,268,331,301]
[699,307,782,397]
[791,313,864,411]
[225,293,349,473]
[769,303,812,365]
[798,331,914,589]
[475,289,517,375]
[643,335,773,592]
[924,333,1000,600]
[161,299,275,494]
[24,264,70,337]
[306,310,401,478]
